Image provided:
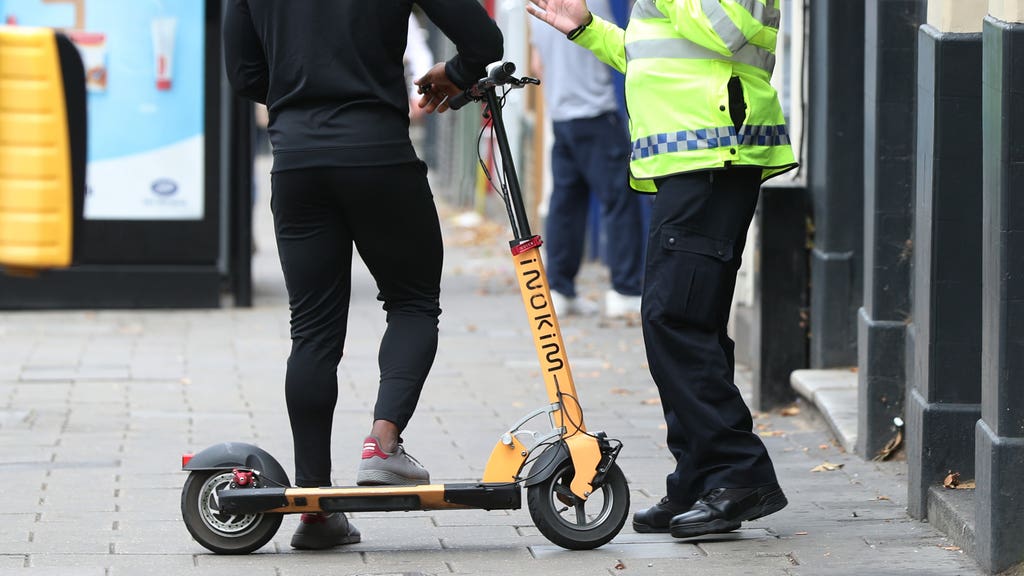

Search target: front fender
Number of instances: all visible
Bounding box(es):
[523,442,570,488]
[183,442,290,488]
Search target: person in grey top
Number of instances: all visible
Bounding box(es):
[530,0,643,318]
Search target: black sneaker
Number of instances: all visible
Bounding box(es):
[632,496,692,533]
[290,513,361,550]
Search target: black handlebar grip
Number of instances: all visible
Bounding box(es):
[448,89,475,111]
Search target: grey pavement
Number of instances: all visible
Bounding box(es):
[0,158,982,575]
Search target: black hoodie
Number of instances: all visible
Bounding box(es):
[223,0,504,172]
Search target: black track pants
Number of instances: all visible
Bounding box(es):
[270,163,442,487]
[641,167,779,507]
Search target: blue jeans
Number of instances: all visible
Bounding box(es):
[546,112,643,297]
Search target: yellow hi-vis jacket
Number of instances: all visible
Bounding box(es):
[573,0,798,192]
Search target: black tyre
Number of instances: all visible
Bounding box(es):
[181,470,282,555]
[526,460,629,550]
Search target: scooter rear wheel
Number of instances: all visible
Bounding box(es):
[181,470,282,554]
[526,460,629,550]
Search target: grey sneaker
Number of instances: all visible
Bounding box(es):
[356,436,430,486]
[290,513,360,550]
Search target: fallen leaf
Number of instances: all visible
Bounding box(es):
[610,388,634,396]
[614,561,626,570]
[943,471,961,489]
[642,398,661,405]
[759,430,786,437]
[819,444,831,450]
[941,546,961,552]
[810,462,844,472]
[780,406,801,417]
[957,480,976,490]
[465,324,477,332]
[794,531,808,536]
[877,495,891,501]
[873,428,903,462]
[657,423,667,430]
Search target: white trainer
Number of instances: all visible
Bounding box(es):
[550,290,600,317]
[605,290,642,318]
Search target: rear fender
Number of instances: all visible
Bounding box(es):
[182,442,290,488]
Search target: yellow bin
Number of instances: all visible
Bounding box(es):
[0,26,75,271]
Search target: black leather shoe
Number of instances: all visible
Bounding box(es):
[669,483,787,539]
[632,496,692,533]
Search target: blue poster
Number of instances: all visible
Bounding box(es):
[1,0,206,220]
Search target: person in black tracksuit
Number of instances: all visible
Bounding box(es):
[223,0,502,549]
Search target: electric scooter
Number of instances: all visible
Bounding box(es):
[179,61,629,555]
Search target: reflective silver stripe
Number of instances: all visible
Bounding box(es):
[633,0,780,28]
[754,0,781,29]
[625,37,775,72]
[718,0,781,28]
[702,0,746,53]
[631,0,666,20]
[631,124,790,160]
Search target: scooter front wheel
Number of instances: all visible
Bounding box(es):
[181,470,282,554]
[526,460,629,550]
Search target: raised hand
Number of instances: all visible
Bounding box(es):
[525,0,591,35]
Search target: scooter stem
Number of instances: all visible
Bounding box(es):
[484,89,531,241]
[480,89,602,500]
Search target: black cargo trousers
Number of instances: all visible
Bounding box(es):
[270,162,442,488]
[641,166,780,508]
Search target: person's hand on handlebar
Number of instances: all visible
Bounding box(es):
[525,0,591,35]
[414,62,461,114]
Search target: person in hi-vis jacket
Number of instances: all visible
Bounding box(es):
[527,0,797,539]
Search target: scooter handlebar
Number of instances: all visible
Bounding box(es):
[447,88,475,111]
[448,61,518,111]
[486,61,516,84]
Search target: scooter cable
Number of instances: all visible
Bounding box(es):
[553,387,625,453]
